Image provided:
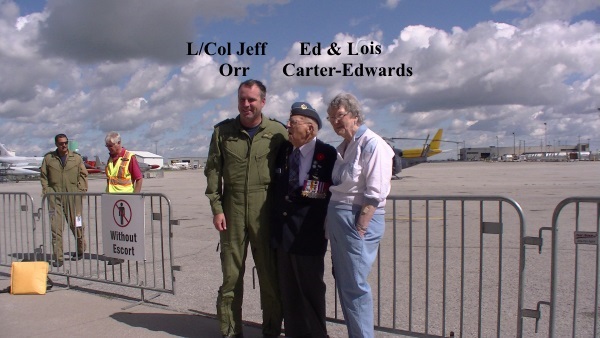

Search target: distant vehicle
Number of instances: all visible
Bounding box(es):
[167,162,190,170]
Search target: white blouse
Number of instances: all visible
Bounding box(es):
[329,125,394,209]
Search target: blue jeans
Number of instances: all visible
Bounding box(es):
[326,203,385,338]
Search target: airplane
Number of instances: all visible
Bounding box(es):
[0,163,41,182]
[83,158,104,174]
[0,143,44,167]
[386,128,444,179]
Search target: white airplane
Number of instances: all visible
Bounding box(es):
[0,143,44,166]
[3,164,41,176]
[0,163,40,182]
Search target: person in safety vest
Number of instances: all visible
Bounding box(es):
[40,133,88,268]
[204,79,287,338]
[104,131,143,194]
[103,131,143,266]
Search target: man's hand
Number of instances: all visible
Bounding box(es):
[213,213,227,231]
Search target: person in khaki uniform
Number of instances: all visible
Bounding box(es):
[205,79,287,338]
[40,134,88,267]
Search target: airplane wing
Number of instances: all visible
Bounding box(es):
[0,164,41,182]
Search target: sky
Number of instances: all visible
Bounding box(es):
[0,0,599,160]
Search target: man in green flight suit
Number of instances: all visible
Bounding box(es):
[40,133,88,267]
[205,79,287,338]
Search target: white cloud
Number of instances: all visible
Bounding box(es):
[382,0,401,10]
[0,0,598,157]
[35,0,290,64]
[493,0,600,26]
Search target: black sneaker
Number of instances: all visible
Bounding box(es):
[70,253,84,261]
[107,258,124,265]
[52,260,63,267]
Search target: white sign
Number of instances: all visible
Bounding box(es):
[102,194,146,261]
[574,231,598,245]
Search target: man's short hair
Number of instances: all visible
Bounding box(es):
[105,131,121,145]
[54,134,68,143]
[239,79,267,99]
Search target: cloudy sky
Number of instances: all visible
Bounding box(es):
[1,0,599,160]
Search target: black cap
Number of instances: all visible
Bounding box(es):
[290,102,322,129]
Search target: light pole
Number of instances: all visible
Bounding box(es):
[496,136,499,161]
[512,132,515,158]
[544,122,547,157]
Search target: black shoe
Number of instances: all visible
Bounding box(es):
[107,258,124,265]
[52,260,63,267]
[222,334,243,338]
[70,252,84,261]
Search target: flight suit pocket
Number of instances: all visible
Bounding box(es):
[254,149,270,185]
[222,137,247,162]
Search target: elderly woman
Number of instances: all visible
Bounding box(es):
[325,93,394,338]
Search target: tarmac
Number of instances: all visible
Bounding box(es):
[0,160,599,337]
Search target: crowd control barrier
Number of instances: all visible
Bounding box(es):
[2,192,599,337]
[37,192,178,301]
[0,192,39,266]
[543,197,600,337]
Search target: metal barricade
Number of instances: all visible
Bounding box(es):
[543,197,600,337]
[6,189,600,336]
[0,192,39,266]
[327,195,526,338]
[39,192,177,299]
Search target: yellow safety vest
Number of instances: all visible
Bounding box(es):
[106,151,134,193]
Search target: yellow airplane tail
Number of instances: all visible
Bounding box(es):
[428,129,443,153]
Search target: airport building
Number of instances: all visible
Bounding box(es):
[460,143,593,161]
[130,151,164,169]
[165,156,207,169]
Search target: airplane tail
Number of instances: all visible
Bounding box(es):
[0,144,15,157]
[94,155,105,169]
[429,129,443,151]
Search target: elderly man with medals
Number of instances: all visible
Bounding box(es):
[271,102,336,338]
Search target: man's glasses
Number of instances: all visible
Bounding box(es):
[326,112,349,122]
[57,141,68,146]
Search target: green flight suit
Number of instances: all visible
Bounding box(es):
[205,115,287,336]
[40,150,88,263]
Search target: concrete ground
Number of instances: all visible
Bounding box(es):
[0,160,598,337]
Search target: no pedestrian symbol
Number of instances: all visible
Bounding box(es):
[102,194,146,261]
[113,200,132,227]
